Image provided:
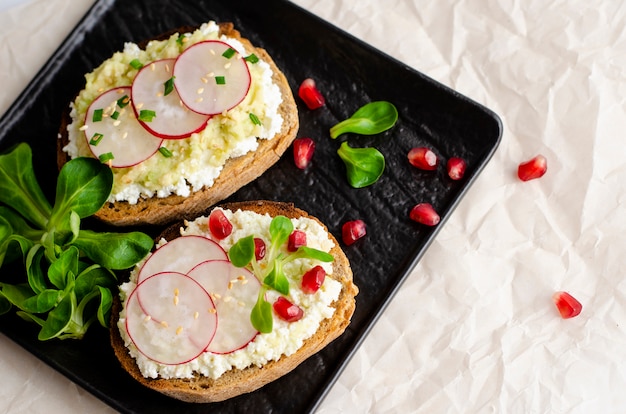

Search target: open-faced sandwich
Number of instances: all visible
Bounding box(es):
[110,200,358,402]
[58,22,299,226]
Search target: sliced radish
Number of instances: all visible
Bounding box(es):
[131,59,210,139]
[173,40,251,115]
[188,260,261,354]
[83,87,163,168]
[137,235,227,283]
[125,271,217,365]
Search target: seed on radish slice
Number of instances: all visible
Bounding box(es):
[125,271,217,365]
[137,236,227,283]
[131,59,210,139]
[173,40,251,115]
[187,260,261,354]
[83,87,163,168]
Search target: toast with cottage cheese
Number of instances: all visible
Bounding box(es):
[57,23,299,227]
[109,200,358,403]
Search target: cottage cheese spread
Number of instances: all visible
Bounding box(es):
[63,22,284,204]
[117,208,342,380]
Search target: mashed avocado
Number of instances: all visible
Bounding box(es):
[64,21,283,204]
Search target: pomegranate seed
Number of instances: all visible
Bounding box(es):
[273,297,304,322]
[409,203,440,226]
[301,265,326,294]
[293,137,315,169]
[408,147,438,171]
[208,209,232,239]
[518,154,547,181]
[298,78,325,110]
[254,238,266,261]
[552,291,582,319]
[342,220,366,246]
[288,230,307,252]
[447,157,467,180]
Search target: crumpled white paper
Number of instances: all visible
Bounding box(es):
[1,0,626,413]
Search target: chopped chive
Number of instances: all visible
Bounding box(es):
[222,47,236,59]
[215,76,226,85]
[111,111,120,120]
[176,34,187,46]
[117,95,130,108]
[245,54,259,63]
[164,76,176,96]
[129,59,144,70]
[89,133,104,146]
[159,147,173,158]
[249,113,262,126]
[138,109,157,122]
[92,109,103,122]
[98,152,114,163]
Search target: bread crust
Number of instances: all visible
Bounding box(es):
[109,200,358,402]
[57,23,299,227]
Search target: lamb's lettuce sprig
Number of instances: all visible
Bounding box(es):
[228,215,333,333]
[0,143,153,340]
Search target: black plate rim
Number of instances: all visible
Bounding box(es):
[0,0,503,412]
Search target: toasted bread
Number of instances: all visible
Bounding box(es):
[109,200,358,402]
[58,23,299,227]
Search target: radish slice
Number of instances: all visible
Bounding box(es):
[131,59,210,139]
[137,236,227,284]
[83,87,163,168]
[125,272,217,365]
[188,260,261,354]
[173,40,251,115]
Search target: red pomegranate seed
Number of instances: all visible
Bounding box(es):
[552,291,582,319]
[301,265,326,294]
[254,237,266,261]
[293,137,315,169]
[409,203,440,226]
[518,154,547,181]
[288,230,307,252]
[208,209,232,239]
[447,157,467,180]
[298,78,325,110]
[273,297,304,322]
[342,219,366,246]
[408,147,439,171]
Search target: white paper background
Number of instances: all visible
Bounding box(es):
[1,0,626,412]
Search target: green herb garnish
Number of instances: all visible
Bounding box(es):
[111,111,120,120]
[158,147,173,158]
[89,133,104,146]
[245,54,259,63]
[227,216,333,333]
[116,95,130,108]
[215,76,226,85]
[176,34,187,47]
[0,143,153,340]
[129,59,143,70]
[138,109,156,122]
[163,76,175,96]
[337,141,385,188]
[330,101,398,138]
[222,47,236,59]
[249,113,262,126]
[92,109,103,122]
[98,152,115,164]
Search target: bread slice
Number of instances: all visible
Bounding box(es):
[57,23,299,227]
[110,200,358,403]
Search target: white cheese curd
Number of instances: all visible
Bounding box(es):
[117,208,342,380]
[63,21,284,204]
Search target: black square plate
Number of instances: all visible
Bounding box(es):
[0,0,502,412]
